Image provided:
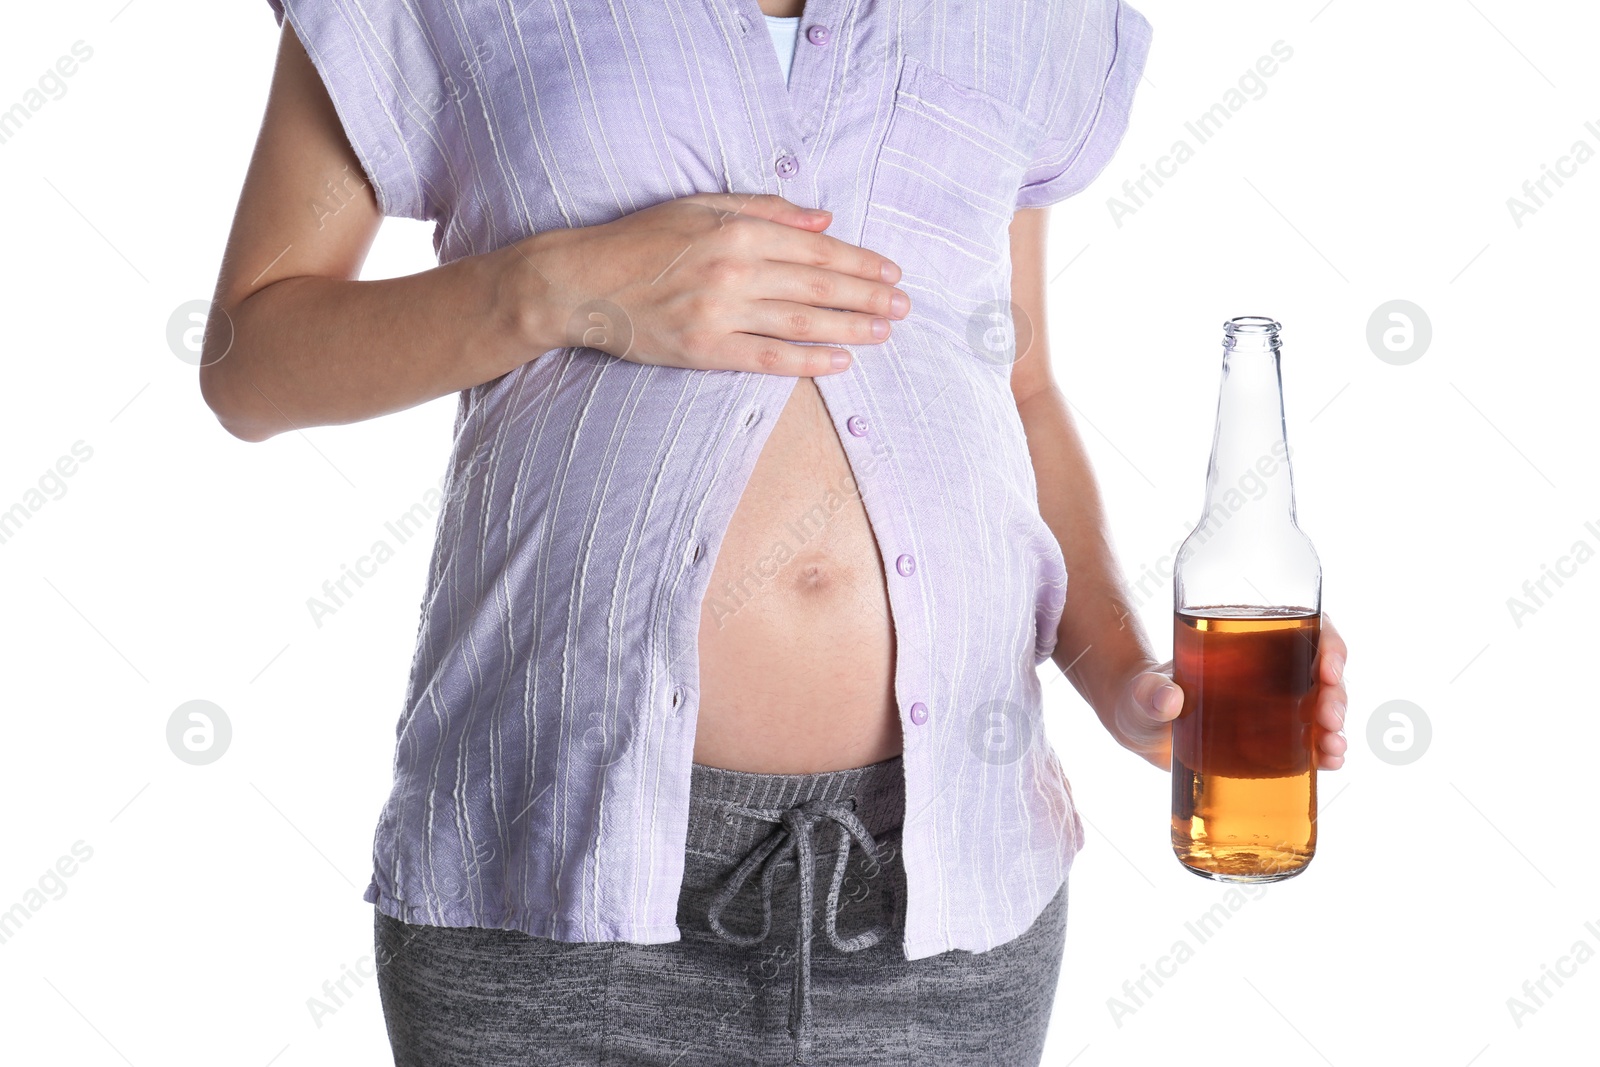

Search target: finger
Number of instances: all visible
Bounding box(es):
[712,333,854,376]
[1315,689,1347,732]
[687,192,834,233]
[1319,615,1347,685]
[765,221,903,285]
[741,299,895,348]
[1318,730,1348,758]
[764,262,911,320]
[1317,751,1346,771]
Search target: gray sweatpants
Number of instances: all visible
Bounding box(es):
[375,755,1069,1065]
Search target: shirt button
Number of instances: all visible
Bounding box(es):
[909,702,929,725]
[846,415,868,437]
[806,24,831,46]
[895,554,915,577]
[774,152,799,179]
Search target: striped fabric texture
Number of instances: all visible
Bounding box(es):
[266,0,1151,960]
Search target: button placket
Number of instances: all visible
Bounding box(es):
[794,14,826,148]
[732,0,843,192]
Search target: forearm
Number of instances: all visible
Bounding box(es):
[201,240,547,443]
[1016,383,1159,742]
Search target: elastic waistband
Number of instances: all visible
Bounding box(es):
[686,755,906,859]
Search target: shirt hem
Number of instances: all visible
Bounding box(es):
[899,861,1074,962]
[365,883,685,945]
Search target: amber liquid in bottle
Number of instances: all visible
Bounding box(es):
[1170,316,1322,882]
[1171,608,1320,881]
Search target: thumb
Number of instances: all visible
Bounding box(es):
[1131,671,1183,725]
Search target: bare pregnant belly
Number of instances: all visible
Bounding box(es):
[693,378,900,773]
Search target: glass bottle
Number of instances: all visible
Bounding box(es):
[1170,317,1322,882]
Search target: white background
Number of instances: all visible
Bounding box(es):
[2,1,1596,1064]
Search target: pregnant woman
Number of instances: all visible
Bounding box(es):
[203,1,1348,1064]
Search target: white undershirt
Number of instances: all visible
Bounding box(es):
[765,14,801,86]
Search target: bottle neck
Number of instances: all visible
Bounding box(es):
[1198,336,1298,535]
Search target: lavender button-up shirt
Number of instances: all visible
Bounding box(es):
[267,0,1150,960]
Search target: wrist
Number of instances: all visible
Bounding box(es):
[1051,627,1157,716]
[487,231,569,358]
[1053,637,1169,761]
[1102,653,1158,723]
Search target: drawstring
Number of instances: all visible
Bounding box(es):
[705,795,893,1063]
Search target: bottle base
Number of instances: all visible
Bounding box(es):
[1173,846,1313,883]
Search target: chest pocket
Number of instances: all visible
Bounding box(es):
[858,55,1047,312]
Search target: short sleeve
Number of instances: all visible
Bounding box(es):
[267,0,453,222]
[1015,0,1153,210]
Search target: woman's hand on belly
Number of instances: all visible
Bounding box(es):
[511,192,911,375]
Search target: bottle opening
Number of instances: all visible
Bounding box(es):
[1222,316,1282,350]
